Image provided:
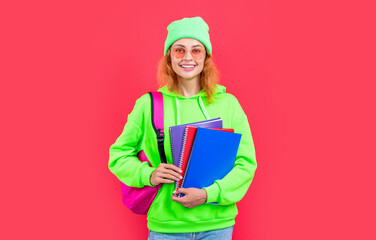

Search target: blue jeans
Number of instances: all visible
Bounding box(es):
[148,226,233,240]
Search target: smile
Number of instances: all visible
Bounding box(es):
[180,65,196,71]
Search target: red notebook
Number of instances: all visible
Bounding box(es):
[173,126,234,196]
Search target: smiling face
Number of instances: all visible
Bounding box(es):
[169,38,206,82]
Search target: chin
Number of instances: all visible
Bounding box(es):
[177,73,201,80]
[177,69,203,79]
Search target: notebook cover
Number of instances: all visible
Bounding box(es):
[173,126,198,195]
[207,127,234,133]
[169,118,222,167]
[180,127,242,199]
[174,126,235,196]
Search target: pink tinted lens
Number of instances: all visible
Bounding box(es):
[171,47,186,59]
[191,48,205,59]
[171,47,205,60]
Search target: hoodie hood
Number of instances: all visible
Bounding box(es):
[157,84,226,99]
[157,84,226,125]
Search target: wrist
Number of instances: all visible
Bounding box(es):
[202,189,208,202]
[150,171,156,186]
[141,165,156,187]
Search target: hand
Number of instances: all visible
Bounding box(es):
[150,163,182,186]
[171,188,207,208]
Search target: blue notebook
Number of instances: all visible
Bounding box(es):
[180,127,242,203]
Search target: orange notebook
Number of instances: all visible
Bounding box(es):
[173,126,234,196]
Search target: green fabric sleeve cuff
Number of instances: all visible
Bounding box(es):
[203,182,220,204]
[140,164,157,187]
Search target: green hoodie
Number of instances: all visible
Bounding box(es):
[108,84,257,233]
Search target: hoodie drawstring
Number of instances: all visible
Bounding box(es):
[198,96,211,120]
[175,97,181,125]
[174,96,211,125]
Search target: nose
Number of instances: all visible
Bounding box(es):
[182,50,193,60]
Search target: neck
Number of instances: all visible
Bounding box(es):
[176,76,202,98]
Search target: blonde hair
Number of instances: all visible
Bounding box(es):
[157,49,220,104]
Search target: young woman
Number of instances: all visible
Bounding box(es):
[109,17,257,240]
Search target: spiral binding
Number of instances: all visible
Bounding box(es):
[179,128,201,197]
[174,126,190,193]
[169,128,174,158]
[179,127,189,170]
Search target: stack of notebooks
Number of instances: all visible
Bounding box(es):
[169,118,242,202]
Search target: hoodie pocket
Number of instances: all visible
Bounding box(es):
[147,184,164,216]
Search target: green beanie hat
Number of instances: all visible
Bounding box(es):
[164,17,212,56]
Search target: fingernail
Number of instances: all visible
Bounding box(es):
[173,191,176,194]
[179,176,183,179]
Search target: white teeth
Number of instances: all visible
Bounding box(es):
[181,65,195,68]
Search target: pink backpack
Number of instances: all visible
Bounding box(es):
[120,92,167,215]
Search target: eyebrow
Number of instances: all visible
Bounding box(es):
[172,44,204,48]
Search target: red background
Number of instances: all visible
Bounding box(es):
[1,0,375,239]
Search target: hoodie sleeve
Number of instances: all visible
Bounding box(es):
[203,94,257,205]
[108,94,156,188]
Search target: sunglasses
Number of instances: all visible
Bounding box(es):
[170,46,206,60]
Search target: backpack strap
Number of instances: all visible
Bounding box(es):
[148,92,167,164]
